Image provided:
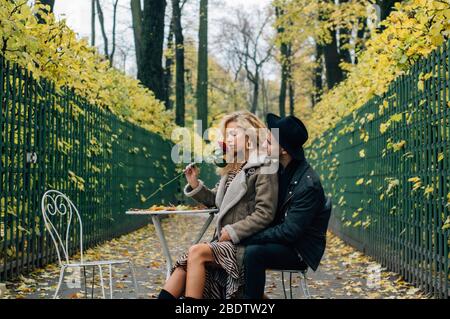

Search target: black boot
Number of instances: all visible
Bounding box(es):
[157,289,176,300]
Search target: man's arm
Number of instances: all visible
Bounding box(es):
[241,186,322,246]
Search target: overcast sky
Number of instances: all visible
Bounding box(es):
[52,0,276,79]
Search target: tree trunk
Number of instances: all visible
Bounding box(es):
[164,15,174,110]
[36,0,55,23]
[320,0,344,89]
[173,0,185,126]
[276,6,287,117]
[354,17,368,64]
[377,0,402,23]
[110,0,119,65]
[131,0,143,79]
[196,0,208,133]
[287,43,294,115]
[38,0,55,12]
[288,71,294,115]
[91,0,96,46]
[339,29,352,66]
[313,43,324,106]
[261,78,269,116]
[323,28,343,89]
[95,0,109,59]
[279,59,287,117]
[140,0,167,103]
[339,0,352,68]
[250,72,259,114]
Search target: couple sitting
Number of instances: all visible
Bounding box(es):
[158,110,331,299]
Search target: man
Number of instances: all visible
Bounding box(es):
[241,113,331,299]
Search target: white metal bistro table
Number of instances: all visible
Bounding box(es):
[125,208,218,279]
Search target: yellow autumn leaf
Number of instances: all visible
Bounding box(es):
[424,185,434,198]
[422,72,433,81]
[443,216,450,230]
[393,140,406,151]
[408,177,422,191]
[380,122,390,134]
[417,80,424,91]
[390,113,403,122]
[353,221,362,227]
[408,177,421,183]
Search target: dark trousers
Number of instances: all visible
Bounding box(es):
[243,243,306,299]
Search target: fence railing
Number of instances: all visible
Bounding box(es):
[0,56,217,281]
[306,39,450,298]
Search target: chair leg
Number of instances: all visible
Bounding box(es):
[109,264,113,299]
[300,271,311,299]
[289,272,293,299]
[281,272,288,299]
[91,266,95,298]
[97,265,106,299]
[128,261,140,298]
[54,265,66,299]
[82,266,88,299]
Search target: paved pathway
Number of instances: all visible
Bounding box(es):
[0,215,430,299]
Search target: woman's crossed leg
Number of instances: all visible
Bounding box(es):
[162,243,217,299]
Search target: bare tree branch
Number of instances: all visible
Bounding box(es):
[216,7,274,113]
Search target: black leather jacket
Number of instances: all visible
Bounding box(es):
[241,159,331,271]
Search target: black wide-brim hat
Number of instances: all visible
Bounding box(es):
[266,113,308,160]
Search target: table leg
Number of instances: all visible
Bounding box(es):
[151,216,173,280]
[194,213,215,244]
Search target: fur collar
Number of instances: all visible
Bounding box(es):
[214,153,273,234]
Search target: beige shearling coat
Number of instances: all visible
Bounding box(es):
[184,154,279,270]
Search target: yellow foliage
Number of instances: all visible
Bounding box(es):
[0,1,175,138]
[280,0,450,143]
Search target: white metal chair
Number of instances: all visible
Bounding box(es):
[41,190,139,299]
[280,267,311,299]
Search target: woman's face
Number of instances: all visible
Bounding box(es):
[225,121,247,157]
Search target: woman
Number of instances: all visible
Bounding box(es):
[157,110,278,299]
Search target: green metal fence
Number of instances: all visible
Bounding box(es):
[0,56,195,281]
[306,39,450,298]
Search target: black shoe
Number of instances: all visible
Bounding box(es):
[157,289,177,300]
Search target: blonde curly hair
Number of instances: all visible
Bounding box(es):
[217,110,268,176]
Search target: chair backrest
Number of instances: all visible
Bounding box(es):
[324,196,332,213]
[41,190,83,266]
[322,196,332,231]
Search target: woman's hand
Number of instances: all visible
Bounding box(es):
[184,163,200,189]
[219,228,231,242]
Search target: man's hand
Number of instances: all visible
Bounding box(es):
[219,228,231,242]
